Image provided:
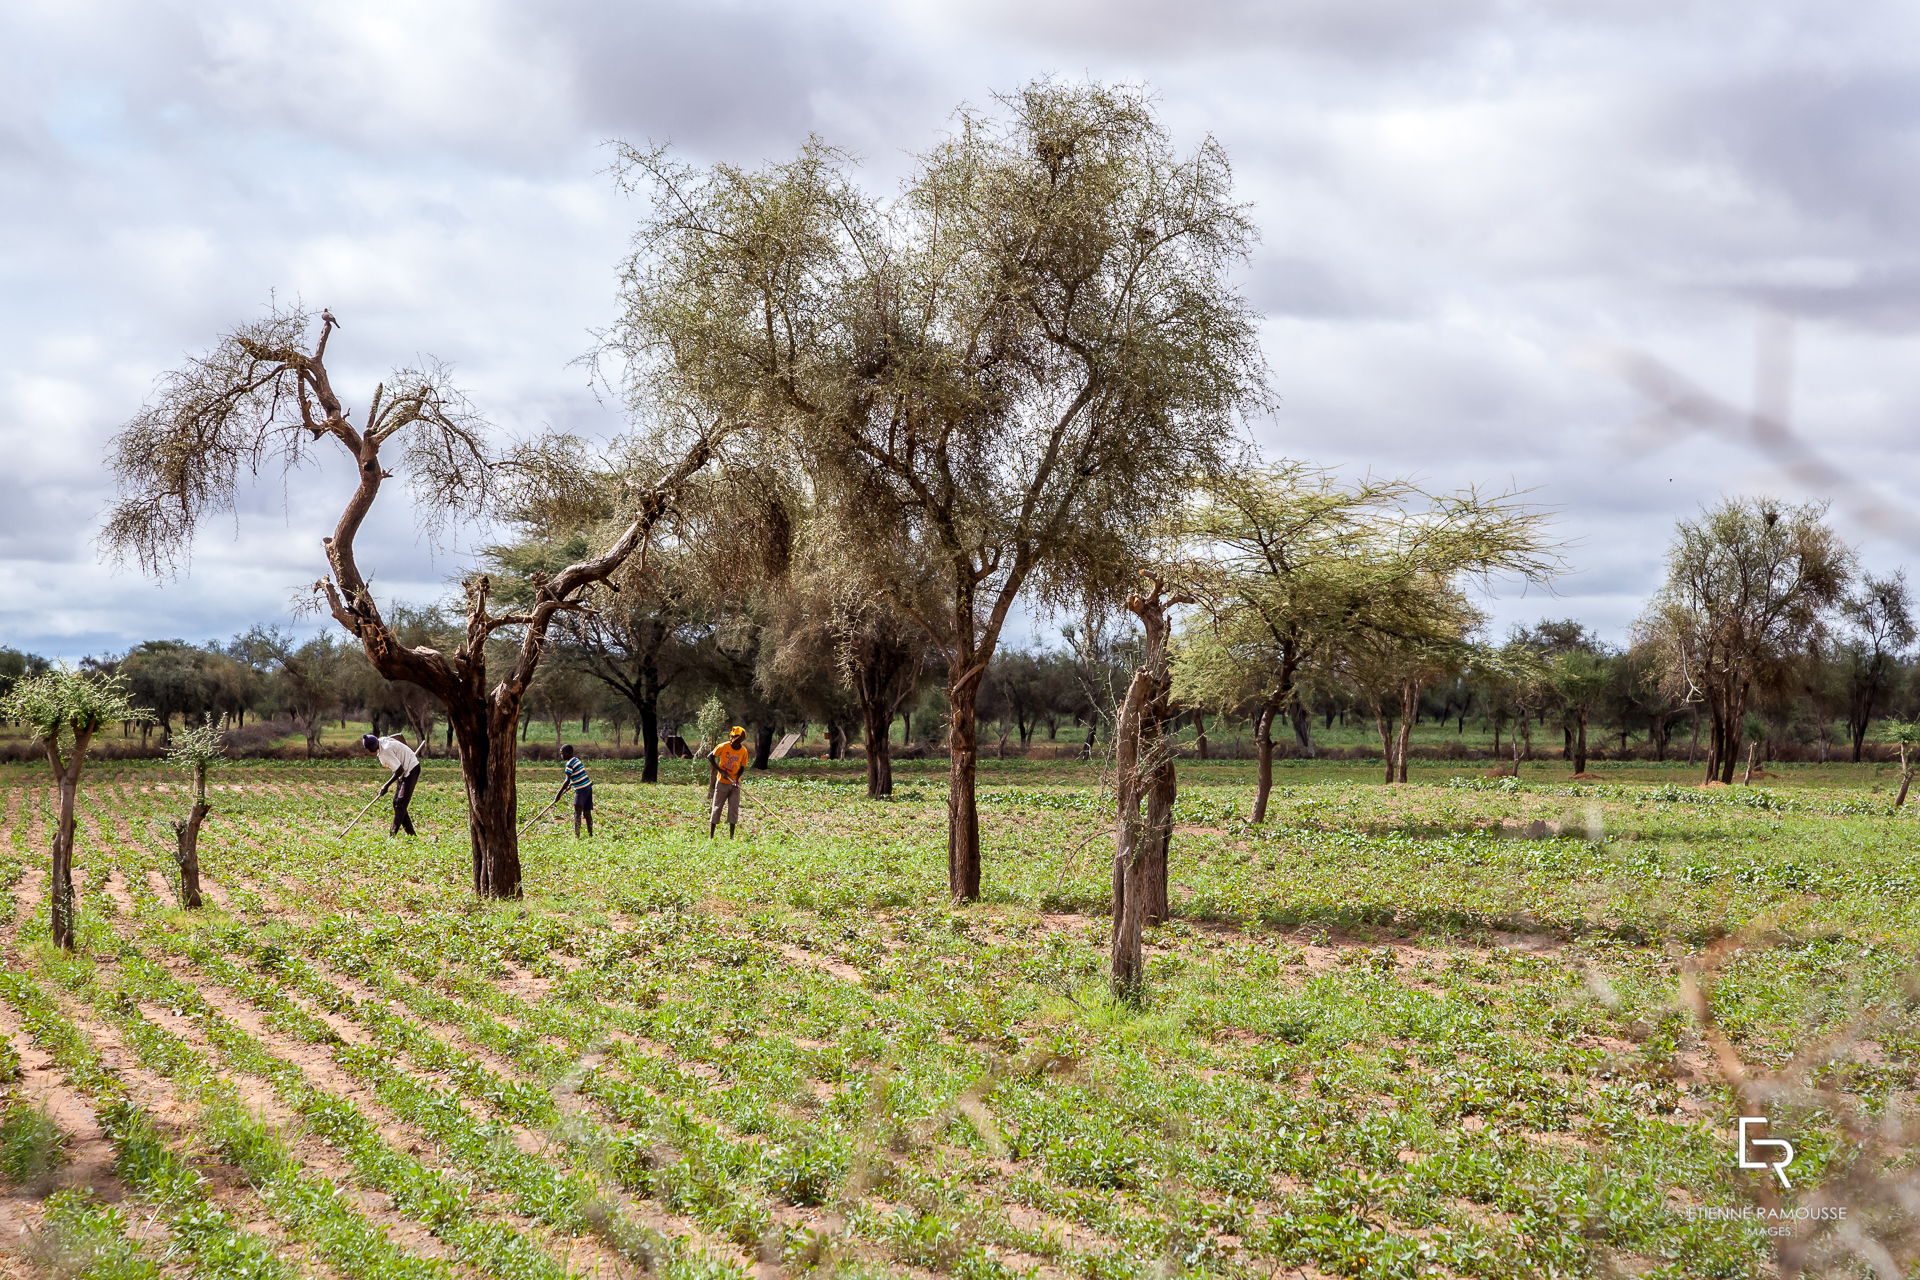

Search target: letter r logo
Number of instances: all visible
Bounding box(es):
[1738,1116,1794,1189]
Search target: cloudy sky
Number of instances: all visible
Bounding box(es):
[5,0,1918,661]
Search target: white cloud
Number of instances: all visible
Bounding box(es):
[3,0,1919,660]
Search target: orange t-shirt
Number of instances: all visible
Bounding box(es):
[711,741,750,785]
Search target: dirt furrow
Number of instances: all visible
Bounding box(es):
[151,955,653,1278]
[5,980,307,1272]
[134,1000,463,1271]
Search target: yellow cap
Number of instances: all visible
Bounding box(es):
[729,726,746,737]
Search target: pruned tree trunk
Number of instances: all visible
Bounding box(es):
[1111,582,1181,1001]
[1143,749,1174,928]
[1895,742,1912,807]
[171,799,209,909]
[51,778,78,949]
[45,734,89,951]
[1192,712,1208,760]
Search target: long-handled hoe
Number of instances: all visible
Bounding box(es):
[745,794,804,840]
[339,788,386,838]
[518,793,563,839]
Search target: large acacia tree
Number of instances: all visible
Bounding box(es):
[102,307,725,896]
[1839,571,1915,762]
[612,80,1266,899]
[1635,498,1853,785]
[1174,466,1560,816]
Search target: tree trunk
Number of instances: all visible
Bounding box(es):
[1395,683,1417,783]
[1375,707,1395,784]
[862,696,895,799]
[1251,695,1279,823]
[827,721,848,760]
[43,734,91,950]
[1713,709,1728,783]
[639,700,660,784]
[1895,742,1912,807]
[451,706,522,898]
[1715,690,1747,785]
[51,769,79,950]
[1573,710,1589,774]
[753,723,775,770]
[947,669,983,901]
[1110,587,1177,1000]
[1143,749,1174,927]
[1289,703,1314,756]
[1192,712,1209,760]
[171,799,209,909]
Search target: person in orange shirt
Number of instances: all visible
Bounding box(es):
[708,725,751,838]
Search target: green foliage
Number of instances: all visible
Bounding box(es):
[0,668,152,758]
[0,1098,67,1185]
[692,694,728,753]
[165,715,226,798]
[1173,464,1562,716]
[0,754,1912,1278]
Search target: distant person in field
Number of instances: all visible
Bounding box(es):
[554,744,593,837]
[362,732,421,836]
[708,725,750,839]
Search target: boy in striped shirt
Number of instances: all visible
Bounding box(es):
[553,744,593,837]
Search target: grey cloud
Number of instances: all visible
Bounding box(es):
[7,0,1920,662]
[950,0,1519,66]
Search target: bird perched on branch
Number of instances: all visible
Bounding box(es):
[321,308,340,329]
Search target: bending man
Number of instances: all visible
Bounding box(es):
[362,732,422,837]
[708,725,750,839]
[554,744,593,838]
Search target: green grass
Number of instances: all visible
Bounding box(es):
[0,755,1914,1277]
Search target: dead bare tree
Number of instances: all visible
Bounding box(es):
[101,305,726,897]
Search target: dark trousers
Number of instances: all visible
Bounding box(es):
[391,764,421,836]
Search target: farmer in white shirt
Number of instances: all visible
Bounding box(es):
[361,733,422,836]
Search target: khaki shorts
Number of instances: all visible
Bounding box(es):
[710,781,740,824]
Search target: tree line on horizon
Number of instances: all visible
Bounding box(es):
[5,490,1910,782]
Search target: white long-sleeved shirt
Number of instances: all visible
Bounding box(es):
[374,737,419,776]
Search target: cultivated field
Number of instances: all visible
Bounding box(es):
[0,757,1913,1279]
